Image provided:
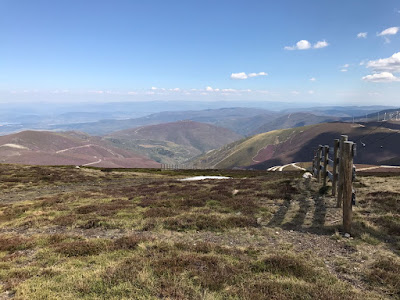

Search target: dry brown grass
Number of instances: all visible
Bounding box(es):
[365,256,400,298]
[0,235,35,252]
[54,239,111,257]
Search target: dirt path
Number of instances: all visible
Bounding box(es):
[82,158,102,166]
[268,162,306,172]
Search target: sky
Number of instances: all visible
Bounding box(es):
[1,0,400,106]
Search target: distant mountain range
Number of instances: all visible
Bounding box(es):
[51,107,279,136]
[51,106,393,136]
[1,106,398,169]
[1,105,395,137]
[193,120,400,169]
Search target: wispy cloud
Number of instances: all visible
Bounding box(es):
[377,26,399,36]
[313,40,329,49]
[230,72,268,80]
[377,27,399,43]
[340,64,350,72]
[310,77,316,82]
[357,32,368,38]
[362,72,400,82]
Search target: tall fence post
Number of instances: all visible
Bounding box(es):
[337,135,348,208]
[332,139,339,196]
[342,141,354,234]
[316,145,322,182]
[323,145,329,187]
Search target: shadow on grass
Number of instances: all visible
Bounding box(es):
[267,179,335,236]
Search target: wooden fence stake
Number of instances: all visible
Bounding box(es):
[323,145,329,187]
[342,141,354,234]
[337,135,348,208]
[316,145,323,182]
[332,139,339,196]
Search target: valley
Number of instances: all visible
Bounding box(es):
[0,106,399,169]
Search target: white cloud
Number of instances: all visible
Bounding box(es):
[230,72,248,79]
[377,26,399,36]
[151,87,158,90]
[285,39,328,50]
[205,86,214,91]
[313,40,329,49]
[340,64,350,72]
[248,71,268,78]
[310,77,316,81]
[362,72,400,82]
[230,71,267,79]
[284,40,311,50]
[366,52,400,73]
[89,90,104,94]
[291,91,300,95]
[308,90,315,94]
[357,32,368,38]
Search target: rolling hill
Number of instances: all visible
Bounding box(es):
[251,112,340,135]
[0,130,159,168]
[193,120,400,169]
[105,120,243,164]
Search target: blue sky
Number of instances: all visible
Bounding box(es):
[1,0,400,105]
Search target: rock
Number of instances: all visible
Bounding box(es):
[344,233,351,238]
[257,217,262,225]
[302,172,313,179]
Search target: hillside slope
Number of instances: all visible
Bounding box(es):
[105,120,243,164]
[0,130,159,168]
[252,112,340,135]
[193,121,400,169]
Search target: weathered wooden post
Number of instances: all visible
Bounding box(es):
[316,145,323,182]
[323,145,329,187]
[342,141,354,234]
[337,135,348,208]
[332,139,339,196]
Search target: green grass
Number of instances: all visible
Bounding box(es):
[0,164,398,299]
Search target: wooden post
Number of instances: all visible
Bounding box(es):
[323,145,329,187]
[312,153,315,176]
[337,135,348,208]
[342,141,354,234]
[332,139,339,196]
[316,145,322,182]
